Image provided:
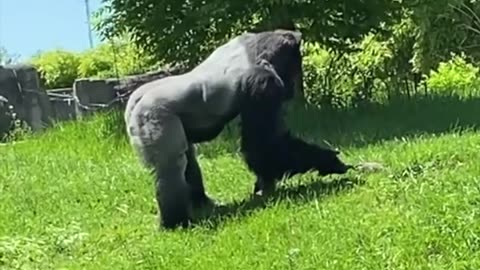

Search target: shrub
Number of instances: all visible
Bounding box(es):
[0,98,32,143]
[30,50,81,89]
[302,35,392,109]
[28,35,162,90]
[0,96,14,141]
[77,47,113,79]
[109,38,161,76]
[78,37,161,79]
[425,53,480,98]
[302,43,355,109]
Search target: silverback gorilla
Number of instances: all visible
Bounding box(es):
[124,29,353,229]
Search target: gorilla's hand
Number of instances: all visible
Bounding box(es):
[314,148,354,176]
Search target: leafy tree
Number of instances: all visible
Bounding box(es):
[27,34,162,89]
[29,49,82,89]
[94,0,406,70]
[408,0,480,74]
[78,34,162,79]
[92,0,480,107]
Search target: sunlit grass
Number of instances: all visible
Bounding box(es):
[1,95,480,269]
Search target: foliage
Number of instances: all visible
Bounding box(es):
[302,0,480,108]
[77,48,112,79]
[90,0,480,107]
[0,101,32,143]
[27,0,480,104]
[0,98,14,141]
[302,43,357,109]
[78,35,161,79]
[94,0,405,70]
[28,36,162,89]
[409,0,480,74]
[3,119,33,143]
[425,53,480,97]
[30,50,81,89]
[0,97,31,143]
[302,34,394,109]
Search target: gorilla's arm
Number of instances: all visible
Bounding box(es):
[239,59,351,195]
[240,108,350,182]
[274,130,350,176]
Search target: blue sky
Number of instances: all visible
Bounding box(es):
[0,0,103,60]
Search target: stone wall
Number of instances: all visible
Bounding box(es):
[0,64,53,132]
[0,64,172,137]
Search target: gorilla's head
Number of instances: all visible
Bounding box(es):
[243,29,304,101]
[272,29,304,100]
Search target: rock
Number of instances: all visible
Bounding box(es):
[355,161,384,173]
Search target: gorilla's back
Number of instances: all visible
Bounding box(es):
[191,33,254,75]
[125,32,258,132]
[126,74,245,133]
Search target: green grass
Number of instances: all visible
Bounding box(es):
[1,95,480,269]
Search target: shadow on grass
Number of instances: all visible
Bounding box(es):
[197,94,480,158]
[88,94,480,158]
[182,94,480,229]
[190,176,365,230]
[292,94,480,148]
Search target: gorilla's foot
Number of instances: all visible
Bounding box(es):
[191,194,222,220]
[155,170,193,230]
[158,203,192,230]
[191,191,216,208]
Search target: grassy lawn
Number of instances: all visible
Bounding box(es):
[1,95,480,269]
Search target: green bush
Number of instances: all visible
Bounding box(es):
[302,43,355,108]
[78,37,161,79]
[29,35,162,90]
[425,53,480,97]
[302,35,392,109]
[30,50,81,89]
[77,47,113,79]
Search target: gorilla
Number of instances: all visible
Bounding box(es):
[124,29,353,229]
[239,62,352,196]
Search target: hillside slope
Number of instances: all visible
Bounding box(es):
[1,98,480,269]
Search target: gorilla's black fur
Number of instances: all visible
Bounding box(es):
[124,29,352,230]
[240,30,304,100]
[239,60,351,195]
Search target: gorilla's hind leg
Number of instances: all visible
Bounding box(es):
[185,144,213,207]
[154,155,192,229]
[127,106,193,230]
